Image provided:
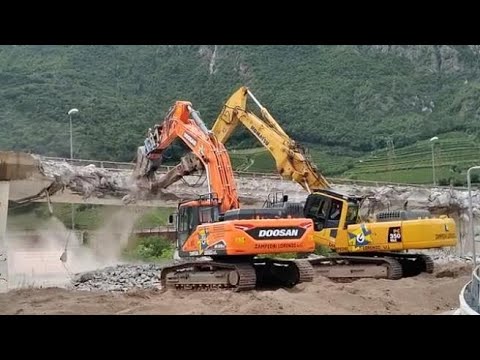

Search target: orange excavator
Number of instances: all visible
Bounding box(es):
[137,100,316,291]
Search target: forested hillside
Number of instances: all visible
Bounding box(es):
[1,45,480,179]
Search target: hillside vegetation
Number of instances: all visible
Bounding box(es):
[1,45,480,183]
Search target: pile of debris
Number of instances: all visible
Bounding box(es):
[36,158,133,199]
[337,184,479,215]
[31,157,184,204]
[72,263,165,292]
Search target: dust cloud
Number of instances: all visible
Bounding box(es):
[7,206,146,290]
[8,216,80,289]
[88,206,146,261]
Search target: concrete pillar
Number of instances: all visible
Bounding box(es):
[0,181,9,292]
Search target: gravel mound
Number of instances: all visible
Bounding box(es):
[72,263,164,292]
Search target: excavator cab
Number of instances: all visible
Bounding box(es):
[303,190,360,231]
[173,193,221,251]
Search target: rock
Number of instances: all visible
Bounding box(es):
[78,272,95,283]
[307,254,324,260]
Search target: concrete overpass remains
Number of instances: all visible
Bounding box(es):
[1,151,54,292]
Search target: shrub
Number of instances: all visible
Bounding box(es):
[128,236,175,261]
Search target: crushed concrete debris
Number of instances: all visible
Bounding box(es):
[421,249,479,265]
[72,264,165,292]
[35,159,133,199]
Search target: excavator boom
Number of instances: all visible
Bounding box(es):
[212,86,330,192]
[138,100,239,213]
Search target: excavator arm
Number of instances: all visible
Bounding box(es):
[136,86,330,194]
[212,86,330,193]
[139,100,239,213]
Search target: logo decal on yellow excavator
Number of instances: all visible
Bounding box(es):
[348,224,372,248]
[197,228,209,254]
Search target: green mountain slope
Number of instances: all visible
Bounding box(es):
[1,45,480,182]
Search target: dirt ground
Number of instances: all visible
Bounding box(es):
[0,262,472,315]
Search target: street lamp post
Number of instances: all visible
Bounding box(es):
[67,108,79,233]
[430,136,439,186]
[468,166,480,267]
[68,108,79,160]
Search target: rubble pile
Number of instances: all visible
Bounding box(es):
[36,158,133,199]
[35,158,184,203]
[337,184,480,215]
[422,248,480,265]
[72,263,165,292]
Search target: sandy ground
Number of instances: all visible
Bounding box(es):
[0,262,472,315]
[2,207,474,315]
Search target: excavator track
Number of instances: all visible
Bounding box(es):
[295,259,315,283]
[159,258,314,292]
[308,252,435,281]
[308,255,403,280]
[159,261,257,292]
[361,252,434,277]
[253,258,314,288]
[419,254,435,274]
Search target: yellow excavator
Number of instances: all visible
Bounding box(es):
[210,86,459,279]
[134,87,458,280]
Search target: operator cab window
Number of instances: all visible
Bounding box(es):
[199,206,220,224]
[325,199,342,228]
[179,206,199,235]
[329,201,341,220]
[304,195,331,231]
[177,206,194,248]
[305,195,321,218]
[319,199,330,219]
[345,202,359,226]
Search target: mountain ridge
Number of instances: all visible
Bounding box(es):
[1,45,479,170]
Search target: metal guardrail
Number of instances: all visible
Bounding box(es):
[40,155,473,190]
[41,156,137,171]
[132,226,175,234]
[465,265,480,313]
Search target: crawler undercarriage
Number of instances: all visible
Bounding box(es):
[158,252,434,292]
[159,257,314,291]
[308,252,434,281]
